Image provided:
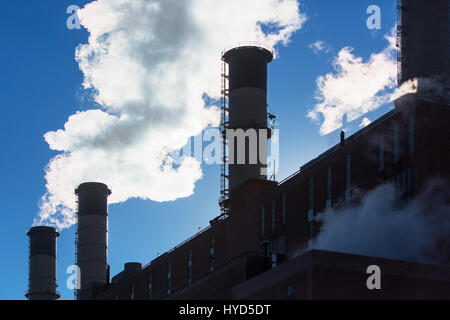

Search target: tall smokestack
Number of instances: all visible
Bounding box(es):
[75,182,111,300]
[398,0,450,85]
[222,46,273,191]
[26,226,60,300]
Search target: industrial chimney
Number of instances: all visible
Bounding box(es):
[75,182,111,300]
[398,0,450,85]
[26,226,60,300]
[221,46,274,192]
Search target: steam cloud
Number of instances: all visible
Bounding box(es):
[309,41,329,55]
[308,28,419,135]
[359,117,372,129]
[310,180,450,265]
[36,0,306,229]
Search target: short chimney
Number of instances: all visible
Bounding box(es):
[340,130,345,146]
[26,226,60,300]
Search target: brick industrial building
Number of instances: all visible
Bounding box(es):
[26,0,450,300]
[92,93,450,300]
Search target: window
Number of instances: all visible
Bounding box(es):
[271,200,276,230]
[272,235,286,254]
[308,177,314,212]
[261,240,271,257]
[308,210,314,224]
[308,210,314,239]
[261,206,265,236]
[395,169,415,194]
[408,116,415,155]
[187,249,192,285]
[167,261,172,296]
[271,253,278,269]
[394,172,400,192]
[448,0,450,71]
[148,273,152,300]
[394,127,400,163]
[400,171,405,192]
[209,237,215,273]
[308,177,314,240]
[379,136,385,172]
[285,285,293,298]
[407,167,415,191]
[308,210,314,241]
[130,283,135,300]
[345,155,351,203]
[326,166,332,208]
[281,192,287,224]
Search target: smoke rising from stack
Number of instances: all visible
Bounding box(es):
[308,179,450,265]
[36,0,306,229]
[397,76,450,104]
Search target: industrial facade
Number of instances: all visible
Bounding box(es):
[26,0,450,300]
[92,94,450,300]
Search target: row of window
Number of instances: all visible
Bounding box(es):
[261,157,352,241]
[391,167,415,194]
[379,116,415,172]
[264,118,415,242]
[264,116,416,242]
[149,238,215,299]
[130,277,294,299]
[261,193,287,236]
[447,0,450,64]
[116,238,216,300]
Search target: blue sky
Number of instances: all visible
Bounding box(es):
[0,0,397,299]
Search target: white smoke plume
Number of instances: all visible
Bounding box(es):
[359,117,372,129]
[309,41,329,55]
[398,76,450,104]
[36,0,306,229]
[310,180,450,265]
[308,28,419,135]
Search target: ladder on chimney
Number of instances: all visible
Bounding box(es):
[396,0,406,84]
[219,58,230,216]
[74,213,79,299]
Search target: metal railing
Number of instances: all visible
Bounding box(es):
[396,0,406,84]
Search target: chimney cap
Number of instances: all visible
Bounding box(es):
[222,45,273,63]
[75,182,111,195]
[27,226,60,237]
